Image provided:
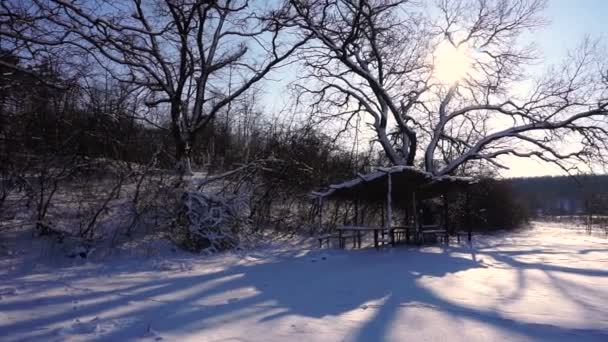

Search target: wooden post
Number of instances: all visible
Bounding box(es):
[386,172,392,229]
[404,202,410,243]
[361,204,366,226]
[387,172,394,245]
[332,201,340,230]
[374,229,379,249]
[381,203,385,227]
[412,191,418,243]
[355,197,359,225]
[318,197,323,233]
[465,190,472,243]
[443,193,450,244]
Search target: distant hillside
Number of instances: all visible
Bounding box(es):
[504,175,608,216]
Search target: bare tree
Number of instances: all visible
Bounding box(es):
[290,0,608,176]
[2,0,310,174]
[290,0,430,166]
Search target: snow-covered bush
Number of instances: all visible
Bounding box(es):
[171,191,249,253]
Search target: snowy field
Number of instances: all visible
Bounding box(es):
[1,223,607,341]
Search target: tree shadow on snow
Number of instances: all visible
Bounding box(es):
[0,243,607,341]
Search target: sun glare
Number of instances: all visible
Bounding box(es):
[433,42,473,84]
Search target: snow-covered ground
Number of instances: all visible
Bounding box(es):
[1,223,607,341]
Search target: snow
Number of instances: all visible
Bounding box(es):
[311,165,473,198]
[1,223,607,341]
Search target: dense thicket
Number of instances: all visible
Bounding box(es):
[466,179,530,231]
[1,53,380,250]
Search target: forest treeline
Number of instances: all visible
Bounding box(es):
[0,52,365,187]
[506,175,608,216]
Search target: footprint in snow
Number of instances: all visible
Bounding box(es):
[143,324,164,341]
[57,317,101,336]
[309,256,328,262]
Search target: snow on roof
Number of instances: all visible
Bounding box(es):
[311,166,474,199]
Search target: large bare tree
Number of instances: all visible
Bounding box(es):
[2,0,309,174]
[290,0,429,166]
[290,0,608,176]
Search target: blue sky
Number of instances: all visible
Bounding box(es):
[501,0,608,177]
[534,0,606,63]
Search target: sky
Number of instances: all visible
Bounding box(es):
[501,0,608,178]
[261,0,608,178]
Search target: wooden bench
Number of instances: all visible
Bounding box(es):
[337,225,378,248]
[389,226,416,245]
[418,225,448,244]
[318,234,336,248]
[454,230,473,244]
[318,233,357,248]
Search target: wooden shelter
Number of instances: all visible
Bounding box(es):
[312,166,474,248]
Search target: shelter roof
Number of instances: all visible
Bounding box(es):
[311,166,474,202]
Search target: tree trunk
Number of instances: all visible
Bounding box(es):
[377,129,405,165]
[175,134,194,176]
[170,102,194,176]
[176,147,193,176]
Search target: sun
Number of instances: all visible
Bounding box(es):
[433,42,473,84]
